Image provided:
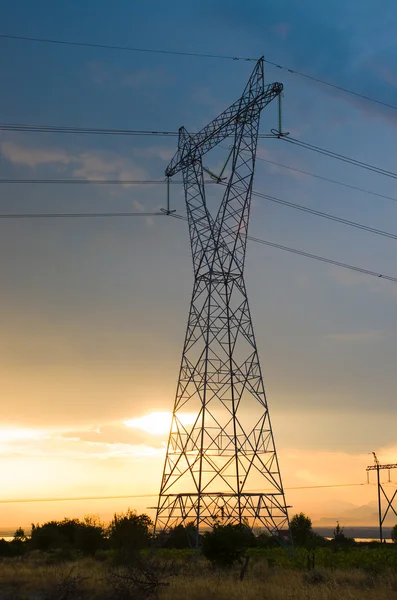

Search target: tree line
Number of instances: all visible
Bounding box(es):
[1,510,397,568]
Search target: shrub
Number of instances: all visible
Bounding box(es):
[108,509,152,562]
[290,513,312,546]
[391,524,397,544]
[202,523,254,568]
[161,522,197,549]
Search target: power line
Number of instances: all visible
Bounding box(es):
[0,123,179,137]
[0,33,256,61]
[0,211,167,219]
[4,174,397,245]
[283,136,397,180]
[6,179,397,244]
[1,209,396,283]
[250,188,397,242]
[0,178,215,185]
[167,212,397,283]
[3,118,397,185]
[4,117,397,186]
[0,121,275,138]
[0,33,393,110]
[0,179,167,184]
[0,494,157,504]
[255,156,397,204]
[4,182,397,247]
[263,57,397,112]
[0,482,367,504]
[248,235,397,283]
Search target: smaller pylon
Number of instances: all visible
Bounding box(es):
[367,454,397,542]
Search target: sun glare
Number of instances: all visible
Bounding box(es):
[124,412,196,436]
[0,428,43,443]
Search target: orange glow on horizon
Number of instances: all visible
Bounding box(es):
[124,411,196,436]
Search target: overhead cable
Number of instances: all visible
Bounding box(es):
[248,236,397,283]
[0,178,214,185]
[0,33,394,110]
[283,136,397,180]
[1,209,396,283]
[263,57,397,112]
[256,156,397,204]
[0,121,274,138]
[0,211,167,219]
[0,34,256,61]
[0,482,368,504]
[168,213,397,284]
[3,118,397,185]
[4,178,397,245]
[250,188,397,242]
[0,123,179,136]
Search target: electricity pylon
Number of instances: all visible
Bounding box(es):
[367,453,397,543]
[155,58,290,548]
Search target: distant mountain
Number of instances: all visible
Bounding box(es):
[315,501,396,527]
[314,526,393,541]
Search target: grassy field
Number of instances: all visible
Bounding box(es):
[1,555,397,600]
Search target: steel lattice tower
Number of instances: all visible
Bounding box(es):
[155,58,290,546]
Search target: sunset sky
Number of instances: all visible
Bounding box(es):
[1,0,397,530]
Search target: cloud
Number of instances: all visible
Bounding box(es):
[0,140,147,182]
[59,423,155,446]
[72,151,147,181]
[1,141,71,168]
[133,199,155,226]
[0,427,46,444]
[325,330,385,343]
[133,145,175,162]
[0,422,165,461]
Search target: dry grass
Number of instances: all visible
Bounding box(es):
[163,570,397,600]
[0,557,397,599]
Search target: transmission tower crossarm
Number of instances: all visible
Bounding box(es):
[367,463,397,471]
[166,65,282,177]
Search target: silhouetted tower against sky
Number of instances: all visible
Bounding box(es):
[155,58,290,547]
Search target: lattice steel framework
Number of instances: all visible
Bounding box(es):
[367,453,397,543]
[155,58,290,547]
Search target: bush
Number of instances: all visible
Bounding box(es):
[30,516,106,556]
[290,513,318,547]
[391,524,397,544]
[31,521,63,551]
[331,522,355,549]
[161,522,197,549]
[0,538,12,557]
[202,523,254,568]
[108,509,152,562]
[256,532,280,548]
[75,517,106,557]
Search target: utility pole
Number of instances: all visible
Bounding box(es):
[366,452,397,543]
[154,58,291,550]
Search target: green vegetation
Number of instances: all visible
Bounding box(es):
[1,511,397,598]
[202,522,254,568]
[392,524,397,544]
[290,512,314,546]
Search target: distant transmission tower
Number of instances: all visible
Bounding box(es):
[154,58,290,548]
[367,452,397,543]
